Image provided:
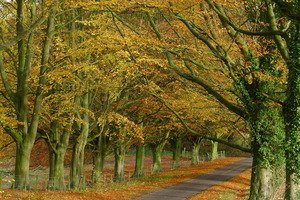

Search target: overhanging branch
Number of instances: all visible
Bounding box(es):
[152,93,252,153]
[204,0,288,37]
[165,51,247,119]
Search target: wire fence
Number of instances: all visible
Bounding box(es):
[0,151,226,190]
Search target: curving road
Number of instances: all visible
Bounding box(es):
[135,157,253,200]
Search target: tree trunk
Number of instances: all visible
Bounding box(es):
[14,141,34,190]
[285,173,299,200]
[283,29,300,200]
[133,144,145,177]
[10,0,50,190]
[92,132,108,184]
[70,123,89,189]
[114,143,126,182]
[48,148,67,190]
[211,141,218,161]
[46,121,70,190]
[191,141,201,165]
[70,92,90,189]
[151,143,165,173]
[70,141,86,189]
[249,149,275,200]
[171,136,182,169]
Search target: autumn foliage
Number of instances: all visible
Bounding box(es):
[1,0,299,199]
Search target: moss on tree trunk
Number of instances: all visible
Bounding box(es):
[191,139,202,166]
[92,132,108,184]
[48,148,67,190]
[114,143,126,182]
[14,142,33,189]
[171,136,182,169]
[133,144,145,177]
[70,92,90,189]
[151,143,165,173]
[211,141,218,161]
[283,26,300,200]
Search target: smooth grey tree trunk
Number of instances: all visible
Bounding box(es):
[14,142,33,189]
[48,148,67,190]
[151,131,169,173]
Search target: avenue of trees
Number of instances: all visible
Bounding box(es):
[0,0,299,200]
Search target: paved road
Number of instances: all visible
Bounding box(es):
[135,157,253,200]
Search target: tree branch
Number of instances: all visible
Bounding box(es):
[0,141,14,151]
[214,4,253,62]
[266,0,290,60]
[175,14,228,63]
[106,6,142,36]
[272,0,300,21]
[146,12,163,40]
[204,0,288,37]
[2,125,22,144]
[152,93,252,153]
[0,53,15,101]
[0,16,46,52]
[165,52,247,119]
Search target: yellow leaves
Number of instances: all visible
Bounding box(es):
[0,105,17,129]
[100,112,143,141]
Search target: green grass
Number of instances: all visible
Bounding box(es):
[218,192,236,200]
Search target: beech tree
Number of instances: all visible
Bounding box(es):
[198,1,300,199]
[106,1,285,199]
[164,3,285,199]
[265,1,300,199]
[0,0,59,189]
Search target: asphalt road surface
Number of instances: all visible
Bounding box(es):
[135,157,253,200]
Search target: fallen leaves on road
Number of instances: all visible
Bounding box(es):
[188,169,251,200]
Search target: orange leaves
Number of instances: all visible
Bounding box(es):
[189,169,251,200]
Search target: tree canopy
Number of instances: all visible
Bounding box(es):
[0,0,299,199]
